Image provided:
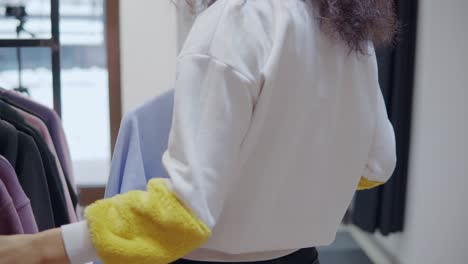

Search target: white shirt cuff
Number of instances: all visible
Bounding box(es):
[61,221,100,264]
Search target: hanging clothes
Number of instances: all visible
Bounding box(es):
[0,175,24,235]
[0,100,70,227]
[11,105,77,222]
[0,119,55,230]
[0,89,76,193]
[0,155,38,234]
[105,90,174,197]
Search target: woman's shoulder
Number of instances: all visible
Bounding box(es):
[179,0,277,80]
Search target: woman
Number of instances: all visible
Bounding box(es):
[0,0,397,263]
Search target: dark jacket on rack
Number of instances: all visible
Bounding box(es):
[0,120,55,230]
[0,90,77,207]
[0,100,70,228]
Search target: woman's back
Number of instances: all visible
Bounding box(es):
[167,0,396,260]
[0,1,397,263]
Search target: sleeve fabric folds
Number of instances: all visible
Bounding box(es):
[85,53,256,264]
[358,75,396,190]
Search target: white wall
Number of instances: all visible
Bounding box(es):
[374,1,468,263]
[119,0,177,113]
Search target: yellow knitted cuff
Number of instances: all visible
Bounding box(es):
[85,178,211,264]
[357,177,385,190]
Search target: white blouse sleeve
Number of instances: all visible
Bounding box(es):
[363,86,397,184]
[61,221,99,264]
[163,53,257,228]
[61,53,256,264]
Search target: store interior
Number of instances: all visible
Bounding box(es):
[0,0,466,263]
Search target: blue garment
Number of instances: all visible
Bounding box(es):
[104,90,174,197]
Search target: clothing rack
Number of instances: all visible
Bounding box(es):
[0,0,62,117]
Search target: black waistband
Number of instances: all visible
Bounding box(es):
[173,247,319,264]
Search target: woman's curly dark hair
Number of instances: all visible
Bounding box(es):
[189,0,397,53]
[312,0,397,52]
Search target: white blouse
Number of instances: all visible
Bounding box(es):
[62,0,396,263]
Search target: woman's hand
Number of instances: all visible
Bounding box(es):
[0,228,69,264]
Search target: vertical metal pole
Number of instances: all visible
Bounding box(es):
[16,46,22,89]
[16,28,22,90]
[50,0,62,117]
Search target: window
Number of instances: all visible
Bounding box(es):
[0,0,111,187]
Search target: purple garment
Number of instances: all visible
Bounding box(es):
[0,155,38,234]
[13,106,77,223]
[0,90,75,189]
[0,177,24,235]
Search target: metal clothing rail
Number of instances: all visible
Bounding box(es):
[0,0,62,117]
